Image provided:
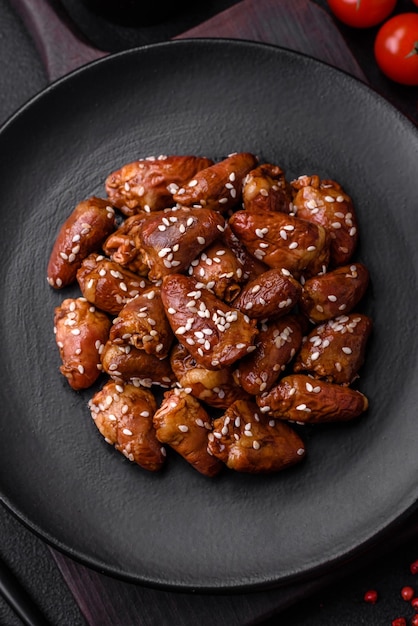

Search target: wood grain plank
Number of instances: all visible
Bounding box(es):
[9,0,366,82]
[50,547,330,626]
[177,0,367,82]
[8,0,106,81]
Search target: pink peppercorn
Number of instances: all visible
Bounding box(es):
[411,560,418,575]
[391,619,407,626]
[363,589,378,604]
[401,586,415,601]
[412,597,418,611]
[412,616,418,626]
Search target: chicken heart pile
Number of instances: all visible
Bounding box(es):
[47,152,372,477]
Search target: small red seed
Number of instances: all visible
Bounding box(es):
[364,589,378,604]
[412,597,418,611]
[401,586,415,601]
[411,560,418,574]
[412,616,418,626]
[391,619,407,626]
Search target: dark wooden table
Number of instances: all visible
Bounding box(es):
[1,1,418,625]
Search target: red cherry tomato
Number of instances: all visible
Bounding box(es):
[374,13,418,85]
[327,0,397,28]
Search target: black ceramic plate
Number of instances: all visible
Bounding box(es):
[0,39,417,592]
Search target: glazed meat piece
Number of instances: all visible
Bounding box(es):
[161,274,258,370]
[207,399,306,473]
[110,286,174,359]
[88,381,165,471]
[293,313,372,384]
[229,209,330,278]
[47,197,116,289]
[100,340,176,388]
[233,315,304,395]
[291,175,359,266]
[257,374,368,423]
[221,224,269,282]
[54,297,111,390]
[170,343,250,409]
[173,152,258,213]
[153,389,223,477]
[188,240,245,302]
[232,268,302,320]
[300,263,369,323]
[242,163,293,214]
[102,212,152,275]
[105,154,214,216]
[76,253,150,315]
[137,206,226,281]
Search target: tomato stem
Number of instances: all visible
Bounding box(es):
[405,42,418,59]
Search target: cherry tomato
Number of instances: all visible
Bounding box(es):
[374,13,418,85]
[327,0,397,28]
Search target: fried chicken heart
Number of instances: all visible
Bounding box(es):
[47,197,116,289]
[54,297,111,390]
[89,381,165,471]
[207,399,306,473]
[105,154,214,215]
[137,206,226,281]
[229,209,330,278]
[257,374,368,423]
[161,274,258,370]
[153,389,223,477]
[173,152,258,213]
[293,313,372,384]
